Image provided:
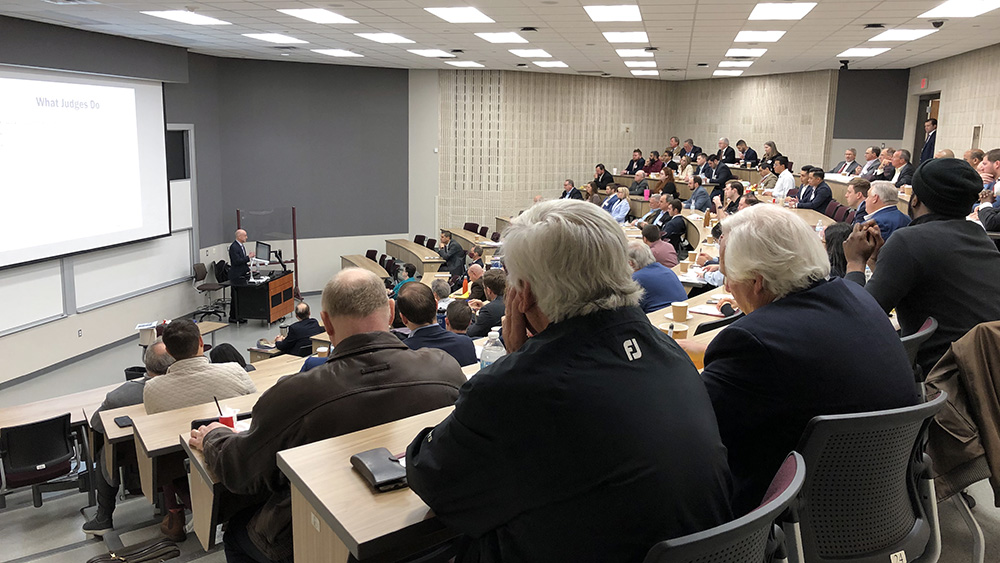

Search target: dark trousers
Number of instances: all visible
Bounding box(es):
[229,280,246,321]
[224,506,291,563]
[95,460,118,519]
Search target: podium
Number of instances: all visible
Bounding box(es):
[233,270,294,323]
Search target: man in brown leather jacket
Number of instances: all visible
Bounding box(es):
[188,268,467,563]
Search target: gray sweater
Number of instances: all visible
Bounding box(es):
[143,356,256,414]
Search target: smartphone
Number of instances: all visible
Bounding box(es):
[114,415,133,428]
[706,299,718,305]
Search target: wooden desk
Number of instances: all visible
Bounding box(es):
[234,271,295,324]
[646,290,730,338]
[420,272,451,288]
[825,174,854,206]
[788,207,836,227]
[385,240,445,276]
[248,347,282,363]
[277,407,456,562]
[495,216,512,236]
[443,228,497,258]
[312,332,331,355]
[342,255,389,278]
[729,165,758,183]
[198,321,227,347]
[0,383,119,430]
[629,195,651,218]
[898,191,911,213]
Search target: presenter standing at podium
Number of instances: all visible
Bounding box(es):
[229,229,253,324]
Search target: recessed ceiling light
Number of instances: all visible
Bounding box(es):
[838,47,891,57]
[920,0,1000,18]
[714,70,744,76]
[603,31,649,43]
[734,30,786,42]
[141,11,232,25]
[534,61,569,67]
[312,49,363,57]
[748,2,817,20]
[355,32,415,44]
[583,5,642,22]
[425,7,495,23]
[631,70,659,76]
[719,61,754,67]
[616,48,653,57]
[509,49,552,58]
[277,9,357,24]
[408,49,457,58]
[243,33,307,44]
[475,32,528,43]
[868,29,940,41]
[726,48,767,57]
[445,60,486,67]
[624,60,656,67]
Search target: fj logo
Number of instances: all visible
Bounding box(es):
[623,338,642,361]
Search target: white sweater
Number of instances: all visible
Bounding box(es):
[143,356,257,414]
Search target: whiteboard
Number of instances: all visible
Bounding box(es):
[0,261,63,333]
[170,180,193,231]
[74,230,193,309]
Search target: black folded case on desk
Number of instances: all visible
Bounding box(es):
[350,447,408,492]
[190,411,252,430]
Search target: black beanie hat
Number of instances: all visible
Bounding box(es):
[911,157,982,217]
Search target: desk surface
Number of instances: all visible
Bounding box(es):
[443,228,498,256]
[386,240,444,265]
[420,272,452,288]
[277,407,454,560]
[646,290,729,337]
[198,321,227,336]
[342,255,389,278]
[0,382,121,430]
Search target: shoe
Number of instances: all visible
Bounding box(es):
[83,515,113,536]
[160,509,187,542]
[237,318,248,324]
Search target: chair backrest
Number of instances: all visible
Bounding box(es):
[193,262,208,282]
[900,317,938,369]
[834,205,849,223]
[413,234,426,245]
[365,249,378,261]
[787,187,799,198]
[463,222,479,233]
[694,312,744,336]
[0,414,74,479]
[845,209,856,224]
[378,254,387,267]
[682,216,701,250]
[478,226,489,237]
[426,238,437,249]
[213,260,229,282]
[385,258,396,278]
[793,392,946,563]
[491,232,501,243]
[643,452,806,563]
[824,200,840,218]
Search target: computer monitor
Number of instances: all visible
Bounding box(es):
[255,241,271,262]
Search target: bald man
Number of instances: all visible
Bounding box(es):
[467,264,487,301]
[228,229,254,323]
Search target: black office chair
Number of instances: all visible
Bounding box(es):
[425,238,437,250]
[0,413,80,509]
[463,222,479,233]
[478,226,489,237]
[693,312,744,336]
[413,234,426,246]
[643,452,805,563]
[901,317,938,384]
[124,366,146,381]
[491,232,501,243]
[192,262,227,321]
[378,254,387,268]
[365,249,378,262]
[790,393,946,563]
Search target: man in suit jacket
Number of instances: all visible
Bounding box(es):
[863,181,911,241]
[624,149,645,175]
[558,179,583,200]
[466,269,506,338]
[844,177,870,224]
[628,171,650,195]
[706,155,734,206]
[682,177,711,212]
[688,205,917,515]
[228,229,253,323]
[275,302,325,357]
[591,164,614,191]
[398,283,477,366]
[920,118,937,163]
[437,230,466,281]
[681,138,702,160]
[716,137,737,164]
[890,149,915,188]
[828,148,861,175]
[694,153,711,179]
[736,140,758,167]
[794,167,833,212]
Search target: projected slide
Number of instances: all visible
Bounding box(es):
[0,67,168,268]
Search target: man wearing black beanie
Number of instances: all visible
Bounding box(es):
[844,157,1000,374]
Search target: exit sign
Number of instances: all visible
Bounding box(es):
[920,78,927,89]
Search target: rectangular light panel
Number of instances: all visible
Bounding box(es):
[920,0,1000,18]
[243,33,307,44]
[725,48,767,57]
[509,49,552,58]
[868,29,939,41]
[584,5,642,22]
[425,7,495,23]
[141,11,231,25]
[603,31,649,43]
[534,61,569,67]
[719,61,754,67]
[277,9,357,24]
[475,32,528,43]
[748,3,816,20]
[408,49,457,58]
[312,49,363,57]
[625,61,656,67]
[734,30,786,42]
[714,70,744,76]
[631,70,659,76]
[838,47,891,57]
[355,33,415,44]
[445,60,485,67]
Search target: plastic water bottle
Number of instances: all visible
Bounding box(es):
[480,329,506,369]
[815,220,824,239]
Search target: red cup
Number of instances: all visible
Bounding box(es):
[219,415,236,429]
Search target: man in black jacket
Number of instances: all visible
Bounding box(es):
[591,163,614,191]
[228,229,253,323]
[558,178,583,200]
[437,230,466,281]
[407,200,732,562]
[274,302,324,356]
[465,269,506,338]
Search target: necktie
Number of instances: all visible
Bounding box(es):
[839,162,847,174]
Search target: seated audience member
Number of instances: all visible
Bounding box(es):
[628,241,688,312]
[609,186,631,223]
[858,146,882,178]
[706,154,734,194]
[210,343,255,371]
[437,230,466,281]
[844,157,1000,374]
[668,136,682,161]
[681,138,703,159]
[738,194,761,211]
[581,184,602,204]
[716,137,737,164]
[643,151,664,174]
[793,167,833,211]
[465,264,487,301]
[628,170,649,195]
[796,165,812,192]
[652,165,678,198]
[683,176,710,212]
[694,152,711,179]
[600,184,619,213]
[407,200,733,562]
[144,319,257,541]
[676,155,695,182]
[978,148,999,190]
[466,269,507,338]
[935,148,955,159]
[662,149,679,171]
[683,204,916,515]
[432,278,454,327]
[392,264,418,296]
[889,149,915,188]
[822,223,852,278]
[624,148,645,175]
[632,193,662,226]
[767,156,795,200]
[975,149,1000,229]
[188,268,466,563]
[83,338,175,536]
[559,178,583,200]
[757,162,777,192]
[863,181,911,241]
[844,177,870,223]
[642,224,679,268]
[965,149,985,169]
[398,283,477,367]
[659,198,687,251]
[829,148,861,175]
[761,140,781,168]
[274,302,325,357]
[714,180,743,220]
[592,163,614,191]
[445,300,473,335]
[467,245,485,270]
[736,140,758,167]
[871,148,896,181]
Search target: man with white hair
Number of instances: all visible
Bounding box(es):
[716,137,736,164]
[407,200,733,562]
[829,148,860,175]
[228,229,254,323]
[628,170,649,195]
[863,180,910,241]
[628,241,687,312]
[632,193,661,226]
[189,269,466,562]
[680,204,916,515]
